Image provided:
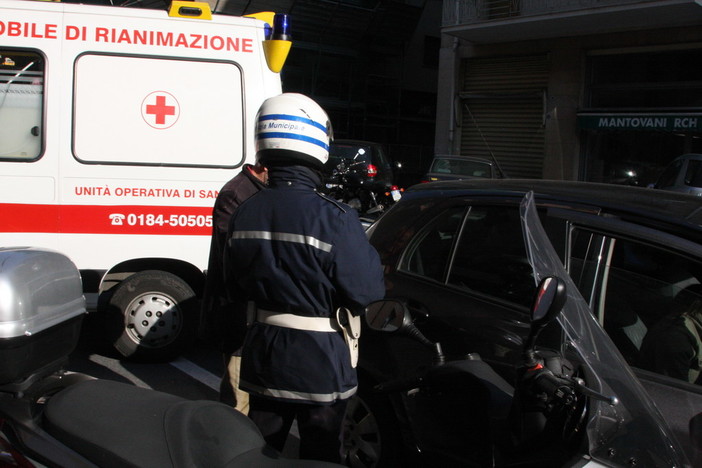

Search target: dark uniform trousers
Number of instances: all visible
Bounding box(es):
[248,395,349,462]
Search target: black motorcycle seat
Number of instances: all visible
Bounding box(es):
[43,379,340,468]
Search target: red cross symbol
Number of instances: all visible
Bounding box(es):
[146,95,175,125]
[141,91,180,129]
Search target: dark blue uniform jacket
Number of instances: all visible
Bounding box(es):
[224,165,385,404]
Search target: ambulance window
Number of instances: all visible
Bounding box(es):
[0,50,44,161]
[73,54,244,167]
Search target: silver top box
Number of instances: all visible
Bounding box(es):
[0,247,86,339]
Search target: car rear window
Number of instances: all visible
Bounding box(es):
[327,144,371,167]
[431,158,492,178]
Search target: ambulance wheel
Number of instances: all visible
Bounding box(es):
[106,270,196,362]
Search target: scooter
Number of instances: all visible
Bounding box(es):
[363,277,600,467]
[0,247,342,468]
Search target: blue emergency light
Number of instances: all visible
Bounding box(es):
[246,11,293,73]
[272,14,291,41]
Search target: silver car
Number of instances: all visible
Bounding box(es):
[654,153,702,196]
[421,155,506,183]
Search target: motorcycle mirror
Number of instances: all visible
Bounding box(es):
[523,276,566,361]
[531,276,566,327]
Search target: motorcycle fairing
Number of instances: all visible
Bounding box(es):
[520,191,688,467]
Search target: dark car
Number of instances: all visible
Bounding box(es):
[324,139,394,191]
[344,179,702,467]
[421,155,505,182]
[322,139,398,214]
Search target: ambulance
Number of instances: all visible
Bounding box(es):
[0,0,292,360]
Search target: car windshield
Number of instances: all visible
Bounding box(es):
[430,158,491,178]
[520,192,687,467]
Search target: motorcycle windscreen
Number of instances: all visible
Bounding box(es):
[519,192,687,467]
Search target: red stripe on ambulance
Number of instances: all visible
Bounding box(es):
[0,204,212,235]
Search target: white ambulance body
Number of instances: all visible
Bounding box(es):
[0,0,289,360]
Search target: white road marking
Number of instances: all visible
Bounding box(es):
[88,353,152,389]
[169,357,221,391]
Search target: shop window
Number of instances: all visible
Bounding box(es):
[0,49,44,160]
[582,49,702,186]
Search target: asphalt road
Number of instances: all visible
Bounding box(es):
[67,315,222,400]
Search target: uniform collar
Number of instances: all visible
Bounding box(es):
[269,165,322,190]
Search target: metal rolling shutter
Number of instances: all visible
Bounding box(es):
[459,55,548,179]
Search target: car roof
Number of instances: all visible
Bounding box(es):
[431,155,494,164]
[674,153,702,161]
[406,178,702,227]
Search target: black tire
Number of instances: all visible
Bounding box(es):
[105,270,197,362]
[343,383,403,468]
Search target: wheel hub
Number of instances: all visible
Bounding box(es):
[124,292,182,348]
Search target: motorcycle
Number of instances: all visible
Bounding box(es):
[323,150,402,218]
[354,193,688,467]
[0,248,342,468]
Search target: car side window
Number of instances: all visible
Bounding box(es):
[399,206,465,282]
[571,229,702,385]
[447,206,533,307]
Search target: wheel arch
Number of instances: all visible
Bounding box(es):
[96,257,205,309]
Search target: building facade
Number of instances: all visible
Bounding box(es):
[437,0,702,185]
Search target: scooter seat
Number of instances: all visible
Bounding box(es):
[43,379,340,468]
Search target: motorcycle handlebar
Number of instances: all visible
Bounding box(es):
[525,365,576,406]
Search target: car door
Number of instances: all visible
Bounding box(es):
[367,199,540,462]
[562,216,702,465]
[390,201,536,371]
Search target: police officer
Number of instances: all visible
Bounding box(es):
[224,93,385,463]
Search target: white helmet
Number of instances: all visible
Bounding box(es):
[254,93,332,169]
